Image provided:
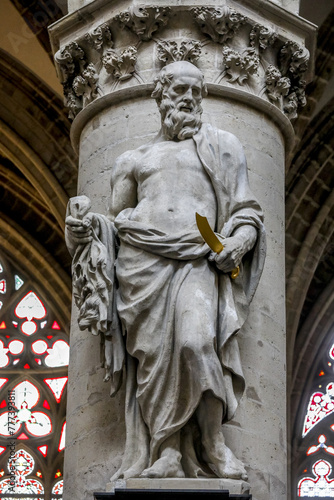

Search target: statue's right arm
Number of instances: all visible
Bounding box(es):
[108,151,138,221]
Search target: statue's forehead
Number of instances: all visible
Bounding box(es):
[169,72,203,87]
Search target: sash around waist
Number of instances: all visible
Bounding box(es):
[115,209,210,260]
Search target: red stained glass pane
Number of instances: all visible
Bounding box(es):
[44,377,68,403]
[0,322,6,329]
[23,364,30,369]
[52,321,61,330]
[37,445,48,457]
[47,335,53,339]
[43,400,50,410]
[0,280,6,294]
[0,400,6,408]
[17,432,29,440]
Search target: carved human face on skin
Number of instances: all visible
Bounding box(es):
[152,61,207,141]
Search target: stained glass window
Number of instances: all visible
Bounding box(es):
[0,448,44,497]
[296,338,334,498]
[0,252,68,499]
[298,459,334,497]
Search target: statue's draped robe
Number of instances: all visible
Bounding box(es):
[101,123,265,478]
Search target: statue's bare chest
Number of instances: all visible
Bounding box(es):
[135,139,205,183]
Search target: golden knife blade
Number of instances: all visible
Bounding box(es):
[195,212,240,279]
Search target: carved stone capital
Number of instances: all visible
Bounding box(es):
[50,1,314,124]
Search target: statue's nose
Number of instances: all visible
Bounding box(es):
[183,89,192,101]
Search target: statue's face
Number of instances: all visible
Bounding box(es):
[166,74,203,114]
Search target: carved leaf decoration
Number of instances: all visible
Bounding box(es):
[54,42,86,84]
[283,92,298,120]
[72,63,102,106]
[192,6,246,44]
[116,6,170,41]
[102,47,137,81]
[157,40,202,64]
[279,41,309,78]
[265,65,290,102]
[63,84,82,120]
[222,47,259,85]
[249,24,277,51]
[85,24,113,52]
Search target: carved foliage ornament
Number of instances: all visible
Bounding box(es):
[54,5,310,122]
[192,6,246,44]
[116,6,170,41]
[55,42,102,118]
[55,41,86,84]
[85,24,113,52]
[265,65,291,102]
[102,47,137,81]
[249,24,277,51]
[222,47,259,85]
[278,41,309,119]
[280,40,309,78]
[157,40,202,64]
[72,63,102,106]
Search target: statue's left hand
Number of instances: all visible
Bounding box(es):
[208,234,245,273]
[208,225,258,273]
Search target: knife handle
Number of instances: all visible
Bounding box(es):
[217,249,240,279]
[230,266,240,279]
[215,246,239,279]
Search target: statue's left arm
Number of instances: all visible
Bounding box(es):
[194,124,266,299]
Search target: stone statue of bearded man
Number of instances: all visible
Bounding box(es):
[65,61,266,482]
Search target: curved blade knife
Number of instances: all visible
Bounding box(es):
[195,212,240,279]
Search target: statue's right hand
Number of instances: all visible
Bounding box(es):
[65,214,93,246]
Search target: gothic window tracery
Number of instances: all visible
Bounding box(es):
[297,341,334,497]
[0,253,68,499]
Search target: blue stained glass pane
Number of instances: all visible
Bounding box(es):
[14,275,24,290]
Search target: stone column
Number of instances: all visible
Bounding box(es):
[49,2,315,499]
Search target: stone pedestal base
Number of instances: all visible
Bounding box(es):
[100,478,251,498]
[96,478,251,498]
[108,478,250,494]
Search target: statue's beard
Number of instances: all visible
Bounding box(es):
[159,97,202,141]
